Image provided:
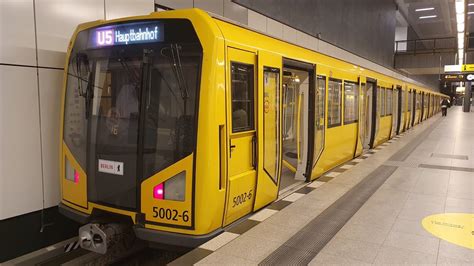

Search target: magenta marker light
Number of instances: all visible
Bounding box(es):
[74,170,79,183]
[153,183,164,200]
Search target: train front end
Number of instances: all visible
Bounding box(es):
[59,10,222,252]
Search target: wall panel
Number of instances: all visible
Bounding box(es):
[0,65,43,220]
[0,0,36,66]
[35,0,104,68]
[194,0,224,16]
[234,0,397,67]
[38,68,63,208]
[106,0,154,20]
[155,0,193,10]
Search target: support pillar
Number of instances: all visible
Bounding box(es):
[463,82,472,112]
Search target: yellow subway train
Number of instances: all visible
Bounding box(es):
[58,8,448,251]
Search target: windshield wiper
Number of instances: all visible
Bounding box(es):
[162,44,190,114]
[118,50,141,89]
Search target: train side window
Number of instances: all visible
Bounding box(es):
[377,86,381,116]
[328,78,342,127]
[231,62,255,132]
[381,87,386,116]
[386,89,393,115]
[343,81,358,124]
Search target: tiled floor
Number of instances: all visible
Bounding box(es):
[172,107,474,265]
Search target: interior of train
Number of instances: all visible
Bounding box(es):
[280,67,309,192]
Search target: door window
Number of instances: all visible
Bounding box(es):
[328,78,342,127]
[343,81,359,124]
[313,75,326,165]
[231,63,255,132]
[386,89,393,115]
[263,67,280,182]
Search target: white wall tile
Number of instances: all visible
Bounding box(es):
[38,68,63,208]
[0,66,43,220]
[106,0,154,20]
[155,0,193,9]
[194,0,224,16]
[0,0,36,66]
[283,25,297,44]
[223,0,247,25]
[247,10,266,32]
[35,0,104,68]
[267,18,283,39]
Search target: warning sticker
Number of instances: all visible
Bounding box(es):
[98,159,124,176]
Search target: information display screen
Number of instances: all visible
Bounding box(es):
[88,21,164,48]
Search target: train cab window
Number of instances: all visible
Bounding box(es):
[142,45,202,178]
[328,78,342,127]
[386,89,393,115]
[231,63,255,133]
[343,81,358,124]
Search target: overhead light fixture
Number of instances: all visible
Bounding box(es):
[415,7,435,12]
[456,1,465,13]
[456,0,465,65]
[419,15,437,19]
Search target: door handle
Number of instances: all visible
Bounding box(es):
[229,141,235,158]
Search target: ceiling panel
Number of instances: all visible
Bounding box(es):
[396,0,456,39]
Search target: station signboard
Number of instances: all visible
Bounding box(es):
[462,64,474,72]
[441,73,474,82]
[444,64,462,72]
[441,74,465,82]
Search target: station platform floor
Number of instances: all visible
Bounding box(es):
[171,107,473,265]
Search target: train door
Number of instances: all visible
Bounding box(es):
[421,92,425,121]
[396,86,403,134]
[281,59,313,191]
[360,82,367,148]
[366,79,377,149]
[411,90,416,127]
[391,86,399,138]
[407,90,412,129]
[253,50,282,210]
[224,48,257,225]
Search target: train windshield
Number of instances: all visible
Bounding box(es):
[63,20,202,209]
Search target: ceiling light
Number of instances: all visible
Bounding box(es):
[419,15,437,19]
[457,22,465,32]
[456,1,465,13]
[415,7,435,12]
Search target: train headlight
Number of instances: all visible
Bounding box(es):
[65,158,79,184]
[153,171,185,201]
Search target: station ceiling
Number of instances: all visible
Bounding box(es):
[395,0,474,39]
